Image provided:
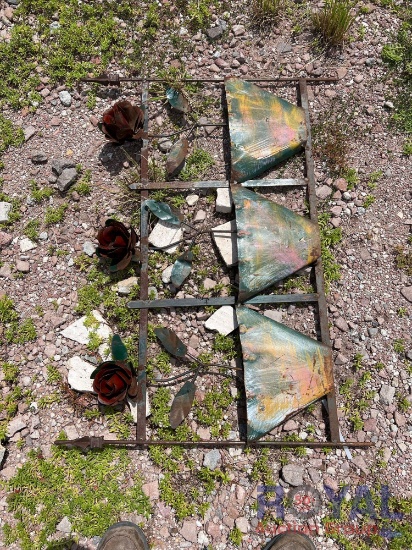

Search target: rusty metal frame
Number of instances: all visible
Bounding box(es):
[56,76,373,451]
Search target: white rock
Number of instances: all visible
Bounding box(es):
[128,395,151,421]
[20,237,37,252]
[0,202,12,223]
[162,265,173,284]
[59,90,72,107]
[148,220,182,254]
[204,306,238,335]
[216,188,233,213]
[186,194,199,206]
[56,516,72,534]
[0,444,5,466]
[211,220,238,267]
[61,310,112,345]
[111,276,139,296]
[67,356,95,392]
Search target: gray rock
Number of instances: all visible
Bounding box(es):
[56,516,72,534]
[401,287,412,303]
[193,209,206,223]
[20,237,37,252]
[335,317,349,332]
[264,310,283,323]
[7,417,27,438]
[316,185,332,200]
[39,232,48,240]
[368,327,378,337]
[203,449,221,470]
[308,468,321,484]
[216,188,233,213]
[205,306,238,336]
[52,158,76,176]
[31,151,48,164]
[352,455,369,475]
[235,517,249,533]
[112,276,139,296]
[23,126,36,141]
[282,419,298,431]
[0,264,12,278]
[384,101,394,110]
[50,21,60,32]
[162,265,173,284]
[203,277,216,290]
[380,384,395,405]
[0,202,12,223]
[56,167,78,192]
[180,520,198,543]
[59,90,72,107]
[282,464,304,486]
[16,260,30,273]
[232,24,245,36]
[206,26,224,39]
[82,241,95,257]
[0,231,12,247]
[158,138,173,153]
[335,353,348,365]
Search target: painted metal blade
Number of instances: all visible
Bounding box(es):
[111,334,128,361]
[166,138,189,177]
[145,200,183,226]
[237,306,333,441]
[171,250,193,288]
[169,380,196,428]
[155,327,187,357]
[166,87,190,113]
[225,77,307,183]
[231,185,320,301]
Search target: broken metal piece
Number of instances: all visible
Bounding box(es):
[111,333,128,361]
[144,200,183,226]
[166,138,189,177]
[155,327,188,357]
[237,306,333,441]
[169,380,196,428]
[225,77,307,182]
[231,186,321,301]
[54,436,105,451]
[81,73,121,86]
[166,87,190,113]
[171,250,193,287]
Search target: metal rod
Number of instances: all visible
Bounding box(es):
[54,437,374,449]
[132,178,307,190]
[81,75,339,85]
[135,82,150,441]
[299,78,340,444]
[127,293,319,309]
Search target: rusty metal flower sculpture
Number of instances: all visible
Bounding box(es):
[99,100,144,143]
[96,219,138,272]
[91,335,138,406]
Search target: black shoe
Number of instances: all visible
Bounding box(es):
[262,531,316,550]
[97,521,149,550]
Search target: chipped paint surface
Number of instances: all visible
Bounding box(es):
[232,186,320,301]
[237,306,333,440]
[225,78,307,182]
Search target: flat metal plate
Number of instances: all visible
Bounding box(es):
[232,186,321,301]
[237,306,333,441]
[225,77,307,183]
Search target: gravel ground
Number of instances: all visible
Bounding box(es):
[0,1,411,549]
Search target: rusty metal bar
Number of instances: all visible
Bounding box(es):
[299,78,340,444]
[81,75,339,86]
[128,293,319,309]
[132,178,306,190]
[54,437,373,450]
[135,82,150,441]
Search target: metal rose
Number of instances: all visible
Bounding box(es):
[91,360,138,406]
[99,100,144,143]
[96,219,138,271]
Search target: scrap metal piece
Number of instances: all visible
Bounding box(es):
[225,77,307,182]
[144,200,183,226]
[166,138,189,177]
[171,250,193,287]
[169,380,196,428]
[237,306,333,440]
[166,87,190,113]
[111,334,128,361]
[232,186,320,301]
[155,327,188,357]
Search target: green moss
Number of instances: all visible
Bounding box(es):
[44,204,68,225]
[4,444,151,548]
[0,295,19,324]
[30,180,54,203]
[179,149,215,181]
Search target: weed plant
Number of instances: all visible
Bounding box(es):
[250,0,285,25]
[312,0,355,47]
